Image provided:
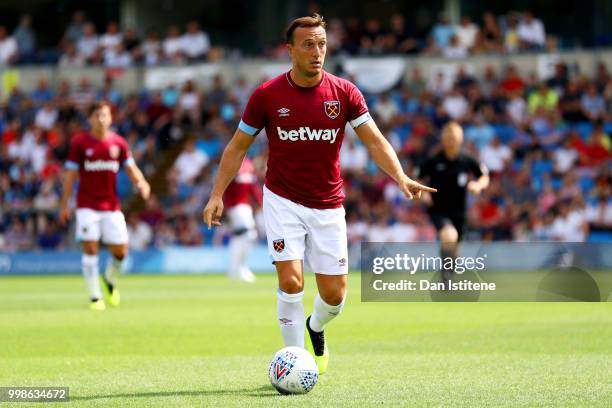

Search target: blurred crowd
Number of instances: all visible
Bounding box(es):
[267,10,551,58]
[0,12,214,66]
[1,57,612,251]
[0,9,554,66]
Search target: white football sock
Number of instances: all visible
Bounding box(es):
[82,254,102,300]
[229,231,256,280]
[309,292,346,333]
[105,256,123,285]
[277,289,305,348]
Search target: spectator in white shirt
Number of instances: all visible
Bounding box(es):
[480,136,512,174]
[517,11,545,50]
[0,26,18,65]
[553,137,578,173]
[59,42,85,67]
[581,83,606,121]
[586,196,612,228]
[506,90,527,125]
[340,137,368,173]
[163,26,184,63]
[76,23,99,62]
[127,213,153,250]
[104,43,133,68]
[181,21,210,61]
[174,140,209,184]
[176,80,201,129]
[142,30,161,65]
[550,200,588,242]
[455,16,478,51]
[442,35,468,59]
[34,102,58,130]
[442,86,469,120]
[373,92,399,126]
[99,21,123,53]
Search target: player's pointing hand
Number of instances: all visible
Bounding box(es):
[399,175,437,200]
[138,180,151,200]
[203,195,224,229]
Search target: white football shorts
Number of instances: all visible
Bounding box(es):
[262,185,348,275]
[75,208,129,245]
[226,203,256,232]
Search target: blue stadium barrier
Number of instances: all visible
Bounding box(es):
[2,242,612,275]
[0,246,275,275]
[588,231,612,242]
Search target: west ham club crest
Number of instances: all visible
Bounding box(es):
[324,100,340,119]
[273,239,285,253]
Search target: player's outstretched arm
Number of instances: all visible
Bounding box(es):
[467,162,490,195]
[355,120,437,200]
[203,129,256,229]
[467,174,490,195]
[125,163,151,200]
[59,168,78,225]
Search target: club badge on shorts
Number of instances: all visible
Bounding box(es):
[273,239,285,253]
[324,100,340,119]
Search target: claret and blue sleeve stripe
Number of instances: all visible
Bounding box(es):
[238,119,260,136]
[65,161,79,170]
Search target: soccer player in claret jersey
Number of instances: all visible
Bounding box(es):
[203,14,435,374]
[60,102,151,310]
[223,157,262,283]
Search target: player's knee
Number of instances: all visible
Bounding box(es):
[113,250,128,261]
[319,282,346,306]
[439,225,458,243]
[108,244,128,260]
[321,290,345,307]
[278,274,304,294]
[82,242,98,255]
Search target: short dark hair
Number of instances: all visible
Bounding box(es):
[87,101,110,117]
[285,14,326,44]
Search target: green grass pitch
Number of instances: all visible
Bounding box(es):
[1,273,611,407]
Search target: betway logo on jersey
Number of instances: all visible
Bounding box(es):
[276,127,340,144]
[84,160,120,172]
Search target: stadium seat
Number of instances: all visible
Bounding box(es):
[579,176,595,193]
[196,140,222,158]
[574,122,593,140]
[492,124,517,143]
[550,176,563,190]
[116,170,131,198]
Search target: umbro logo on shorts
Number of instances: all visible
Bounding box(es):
[339,258,347,266]
[273,239,285,253]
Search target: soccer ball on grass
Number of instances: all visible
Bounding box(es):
[268,346,319,394]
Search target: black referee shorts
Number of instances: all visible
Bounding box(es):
[428,210,466,241]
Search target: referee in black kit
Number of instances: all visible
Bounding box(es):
[416,121,490,286]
